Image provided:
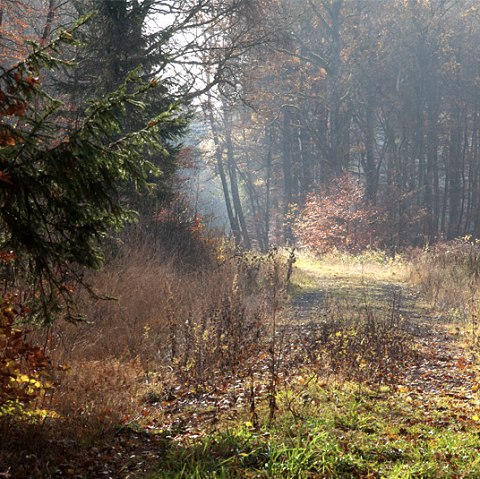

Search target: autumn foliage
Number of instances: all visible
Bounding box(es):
[294,174,378,254]
[0,1,36,63]
[0,295,53,414]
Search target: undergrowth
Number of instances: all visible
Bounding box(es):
[3,242,480,478]
[409,237,480,338]
[286,249,413,383]
[146,380,480,479]
[0,240,292,476]
[288,300,413,384]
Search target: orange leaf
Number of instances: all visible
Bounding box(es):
[16,102,26,116]
[0,250,16,262]
[456,357,467,370]
[25,75,39,86]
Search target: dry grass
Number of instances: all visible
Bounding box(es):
[292,249,409,292]
[1,241,293,476]
[6,248,412,429]
[24,244,288,431]
[290,297,414,384]
[409,239,480,328]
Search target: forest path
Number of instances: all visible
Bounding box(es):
[290,253,418,323]
[288,253,480,416]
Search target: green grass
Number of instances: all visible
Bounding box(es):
[144,380,480,478]
[143,250,480,478]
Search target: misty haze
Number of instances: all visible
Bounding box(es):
[1,1,480,478]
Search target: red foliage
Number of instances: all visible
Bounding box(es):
[294,174,378,254]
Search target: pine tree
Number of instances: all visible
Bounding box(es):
[56,1,185,217]
[0,24,187,322]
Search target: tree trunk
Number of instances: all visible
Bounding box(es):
[363,93,377,203]
[447,103,463,239]
[41,0,57,45]
[282,107,293,243]
[204,101,242,245]
[225,108,251,249]
[264,123,274,249]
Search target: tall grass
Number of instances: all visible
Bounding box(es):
[409,238,480,329]
[0,239,293,476]
[41,245,287,426]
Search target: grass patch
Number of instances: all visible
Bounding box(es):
[290,250,414,318]
[146,381,480,478]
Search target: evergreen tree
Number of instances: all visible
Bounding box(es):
[59,1,184,216]
[0,25,187,322]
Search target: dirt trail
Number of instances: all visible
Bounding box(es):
[290,261,479,412]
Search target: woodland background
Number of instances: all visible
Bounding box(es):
[3,1,480,254]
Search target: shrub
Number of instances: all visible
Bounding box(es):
[294,174,378,254]
[0,295,52,416]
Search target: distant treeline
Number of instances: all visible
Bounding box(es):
[207,0,480,249]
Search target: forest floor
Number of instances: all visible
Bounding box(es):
[5,253,480,478]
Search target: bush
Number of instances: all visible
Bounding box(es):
[294,174,378,254]
[0,295,53,416]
